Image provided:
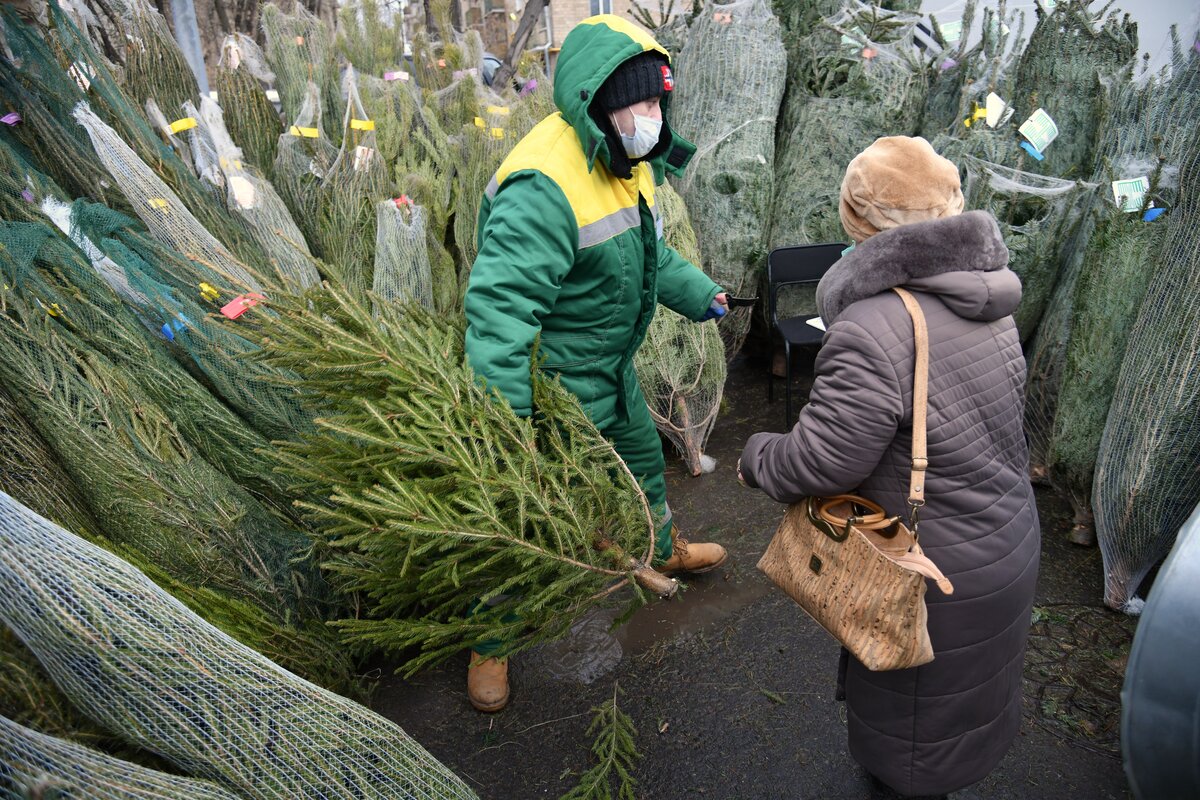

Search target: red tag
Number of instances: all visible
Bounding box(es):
[661,65,674,92]
[393,195,413,208]
[220,292,266,320]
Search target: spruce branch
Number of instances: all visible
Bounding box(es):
[559,682,641,800]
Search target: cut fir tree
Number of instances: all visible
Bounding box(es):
[257,284,678,676]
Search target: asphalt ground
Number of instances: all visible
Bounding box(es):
[371,352,1134,800]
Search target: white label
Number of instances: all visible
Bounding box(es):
[68,61,94,92]
[806,317,826,332]
[985,92,1013,127]
[940,20,963,43]
[1112,177,1149,213]
[229,175,257,209]
[1018,108,1059,152]
[353,145,375,172]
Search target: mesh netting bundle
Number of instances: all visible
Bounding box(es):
[273,81,340,254]
[769,1,927,320]
[1,715,239,800]
[214,34,282,181]
[262,1,343,143]
[373,199,435,309]
[73,102,265,292]
[635,182,726,476]
[1045,52,1200,542]
[336,0,406,77]
[670,0,786,359]
[116,0,201,115]
[959,155,1094,339]
[1089,60,1200,611]
[1010,0,1137,178]
[0,491,480,799]
[199,96,322,289]
[311,69,391,297]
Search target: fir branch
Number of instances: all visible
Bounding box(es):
[559,683,641,800]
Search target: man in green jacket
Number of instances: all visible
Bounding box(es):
[463,15,729,712]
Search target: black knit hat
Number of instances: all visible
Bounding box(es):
[595,51,672,112]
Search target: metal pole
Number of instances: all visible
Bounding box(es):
[170,0,210,96]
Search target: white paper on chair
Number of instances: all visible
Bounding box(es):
[806,317,826,332]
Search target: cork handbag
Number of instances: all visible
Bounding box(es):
[756,288,954,672]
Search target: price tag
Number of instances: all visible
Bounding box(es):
[1019,108,1058,153]
[288,125,320,138]
[1112,177,1149,212]
[220,292,266,320]
[168,117,198,134]
[1,112,21,125]
[383,70,410,82]
[69,62,94,92]
[393,195,413,208]
[198,282,220,302]
[940,20,963,43]
[1019,141,1045,161]
[350,118,375,131]
[713,11,732,24]
[985,92,1013,127]
[148,198,169,211]
[486,105,510,115]
[353,145,375,171]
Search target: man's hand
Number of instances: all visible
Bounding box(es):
[702,292,729,321]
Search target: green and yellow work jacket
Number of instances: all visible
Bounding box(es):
[464,15,721,428]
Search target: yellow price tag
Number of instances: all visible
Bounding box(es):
[148,198,169,211]
[474,117,485,128]
[288,126,320,138]
[491,128,505,139]
[962,104,987,128]
[168,117,197,134]
[350,118,375,131]
[486,105,511,116]
[199,282,220,302]
[45,301,63,317]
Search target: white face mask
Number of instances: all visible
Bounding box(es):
[611,112,662,159]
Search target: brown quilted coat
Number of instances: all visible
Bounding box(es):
[740,212,1040,796]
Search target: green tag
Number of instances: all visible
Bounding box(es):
[1112,177,1149,213]
[940,20,963,43]
[1019,108,1059,153]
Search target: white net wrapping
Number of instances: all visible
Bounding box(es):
[199,96,322,289]
[636,182,726,476]
[0,491,480,799]
[373,199,434,309]
[670,0,786,359]
[1,714,240,800]
[72,102,263,292]
[262,1,342,142]
[1090,46,1200,611]
[272,81,339,257]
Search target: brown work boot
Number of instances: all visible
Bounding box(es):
[467,651,509,712]
[658,536,728,575]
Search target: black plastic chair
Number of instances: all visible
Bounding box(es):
[767,242,847,428]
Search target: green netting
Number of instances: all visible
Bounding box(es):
[373,199,434,309]
[311,69,391,297]
[0,492,480,799]
[115,0,201,115]
[1089,49,1200,611]
[958,155,1095,339]
[214,34,282,181]
[336,0,406,77]
[199,96,322,289]
[671,0,786,359]
[1045,48,1200,543]
[635,182,726,476]
[262,1,343,144]
[272,81,339,254]
[1,715,239,800]
[768,1,926,321]
[1009,0,1137,178]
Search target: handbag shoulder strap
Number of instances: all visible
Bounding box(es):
[891,288,929,514]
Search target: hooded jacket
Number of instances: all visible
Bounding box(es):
[464,15,721,427]
[741,211,1040,796]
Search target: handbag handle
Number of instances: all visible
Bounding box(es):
[891,288,929,533]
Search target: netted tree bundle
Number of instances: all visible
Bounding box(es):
[273,81,340,253]
[1045,52,1200,542]
[72,102,265,291]
[257,286,675,674]
[1090,83,1200,612]
[198,96,322,289]
[336,0,405,76]
[959,155,1094,339]
[373,199,434,309]
[1010,0,1137,178]
[671,0,786,359]
[311,70,391,297]
[262,1,342,143]
[0,492,479,798]
[635,182,726,476]
[115,0,200,115]
[214,34,282,181]
[1,715,240,800]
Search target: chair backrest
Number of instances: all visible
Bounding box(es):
[767,242,847,324]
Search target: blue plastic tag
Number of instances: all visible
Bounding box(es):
[1019,141,1045,161]
[841,243,856,256]
[1143,207,1166,222]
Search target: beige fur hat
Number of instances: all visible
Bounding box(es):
[839,136,965,243]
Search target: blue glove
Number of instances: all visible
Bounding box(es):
[702,293,728,321]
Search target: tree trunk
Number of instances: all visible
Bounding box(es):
[493,0,546,90]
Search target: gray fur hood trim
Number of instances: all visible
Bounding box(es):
[816,210,1014,325]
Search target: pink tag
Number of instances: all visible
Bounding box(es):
[220,292,266,320]
[1,112,20,125]
[20,189,33,202]
[940,58,957,71]
[861,47,877,60]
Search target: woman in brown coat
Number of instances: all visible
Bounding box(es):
[738,136,1040,797]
